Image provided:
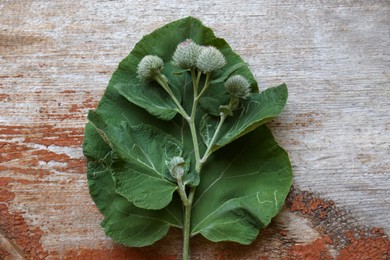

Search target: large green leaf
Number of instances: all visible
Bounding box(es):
[191,125,292,243]
[83,16,292,248]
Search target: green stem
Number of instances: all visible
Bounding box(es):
[174,70,212,260]
[191,69,198,93]
[177,181,189,206]
[183,187,196,260]
[201,113,227,163]
[183,204,191,260]
[182,70,206,260]
[189,114,201,174]
[155,74,190,120]
[196,72,211,100]
[196,70,202,88]
[189,69,202,173]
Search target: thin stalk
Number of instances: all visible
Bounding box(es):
[201,95,238,162]
[189,111,201,173]
[155,74,190,120]
[182,187,196,260]
[196,72,211,100]
[182,204,192,260]
[201,113,227,163]
[191,69,198,93]
[176,181,189,206]
[196,70,202,88]
[189,69,202,173]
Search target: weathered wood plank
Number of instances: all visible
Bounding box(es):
[1,0,389,258]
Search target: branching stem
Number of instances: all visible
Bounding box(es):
[164,69,223,260]
[196,72,211,100]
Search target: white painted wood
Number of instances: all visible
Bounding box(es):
[1,0,389,257]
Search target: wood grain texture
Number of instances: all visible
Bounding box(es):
[1,0,389,259]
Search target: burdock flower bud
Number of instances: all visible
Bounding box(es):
[137,55,164,81]
[167,156,186,180]
[224,75,251,99]
[172,39,202,69]
[196,46,226,73]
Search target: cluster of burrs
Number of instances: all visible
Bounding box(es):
[137,39,252,112]
[136,39,253,180]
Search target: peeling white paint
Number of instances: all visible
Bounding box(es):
[47,145,83,159]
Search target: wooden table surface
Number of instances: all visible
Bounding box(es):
[1,0,389,259]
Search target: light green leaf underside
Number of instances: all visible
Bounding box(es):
[88,110,181,210]
[116,82,178,120]
[87,154,182,247]
[191,125,292,244]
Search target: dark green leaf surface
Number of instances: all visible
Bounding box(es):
[83,16,292,247]
[216,84,288,151]
[191,125,292,243]
[198,97,222,117]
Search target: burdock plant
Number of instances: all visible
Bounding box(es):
[83,17,292,260]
